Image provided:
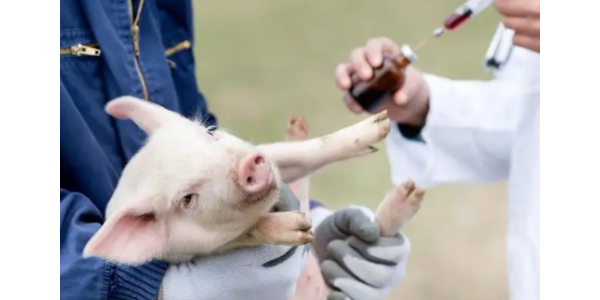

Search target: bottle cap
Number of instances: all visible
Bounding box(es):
[400,44,418,64]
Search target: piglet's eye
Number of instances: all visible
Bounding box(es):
[206,125,217,136]
[205,126,221,141]
[182,193,198,209]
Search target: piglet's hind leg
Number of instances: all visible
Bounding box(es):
[286,115,311,213]
[376,180,426,237]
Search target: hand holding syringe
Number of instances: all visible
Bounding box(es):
[347,0,497,112]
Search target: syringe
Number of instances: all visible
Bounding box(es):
[434,0,496,37]
[413,0,495,51]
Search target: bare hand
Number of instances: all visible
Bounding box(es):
[335,37,430,126]
[495,0,540,52]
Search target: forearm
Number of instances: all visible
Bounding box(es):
[421,74,536,131]
[386,74,536,187]
[289,200,331,300]
[60,189,167,300]
[289,250,328,300]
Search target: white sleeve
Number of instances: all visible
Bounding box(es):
[385,48,539,188]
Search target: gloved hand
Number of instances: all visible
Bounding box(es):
[159,184,310,300]
[313,206,410,300]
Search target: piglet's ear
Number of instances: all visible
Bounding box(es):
[106,96,182,134]
[83,198,167,265]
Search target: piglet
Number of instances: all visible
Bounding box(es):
[83,96,391,265]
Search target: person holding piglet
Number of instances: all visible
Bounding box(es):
[60,0,411,299]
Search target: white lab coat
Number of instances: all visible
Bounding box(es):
[385,30,540,300]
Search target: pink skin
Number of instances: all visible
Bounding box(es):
[83,96,422,300]
[84,96,393,266]
[237,154,273,195]
[83,97,289,265]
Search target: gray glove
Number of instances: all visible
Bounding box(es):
[314,206,410,300]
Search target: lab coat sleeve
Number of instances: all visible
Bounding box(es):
[385,72,537,188]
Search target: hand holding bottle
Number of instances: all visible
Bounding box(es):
[335,37,430,126]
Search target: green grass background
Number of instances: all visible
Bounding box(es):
[193,1,508,299]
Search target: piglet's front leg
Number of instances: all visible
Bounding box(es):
[258,110,391,183]
[230,212,314,248]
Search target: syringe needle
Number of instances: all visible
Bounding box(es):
[413,38,431,51]
[413,27,446,52]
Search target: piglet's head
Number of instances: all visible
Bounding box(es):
[83,96,282,265]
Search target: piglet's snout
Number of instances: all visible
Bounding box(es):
[237,153,273,194]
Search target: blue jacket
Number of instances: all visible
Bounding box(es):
[60,0,216,299]
[60,1,325,299]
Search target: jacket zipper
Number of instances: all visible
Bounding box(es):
[165,40,191,56]
[60,43,101,57]
[165,40,191,68]
[127,0,149,101]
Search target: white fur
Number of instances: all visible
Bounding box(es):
[83,96,392,265]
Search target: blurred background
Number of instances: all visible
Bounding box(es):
[192,0,507,299]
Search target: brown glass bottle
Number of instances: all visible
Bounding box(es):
[348,44,418,112]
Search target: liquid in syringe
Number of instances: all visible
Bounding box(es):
[433,0,495,38]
